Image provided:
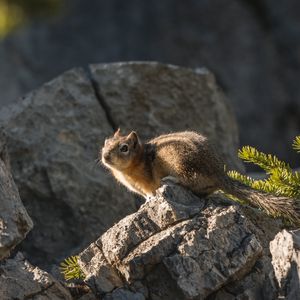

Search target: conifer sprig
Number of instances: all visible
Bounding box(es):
[238,146,292,173]
[293,136,300,153]
[60,256,85,281]
[228,136,300,213]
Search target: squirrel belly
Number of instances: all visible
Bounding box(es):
[101,129,300,224]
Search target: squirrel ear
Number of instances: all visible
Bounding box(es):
[127,131,140,147]
[114,128,121,137]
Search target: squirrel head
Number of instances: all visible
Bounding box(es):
[101,129,142,171]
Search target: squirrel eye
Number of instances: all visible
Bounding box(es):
[119,144,129,153]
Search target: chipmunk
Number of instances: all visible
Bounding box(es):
[101,129,300,224]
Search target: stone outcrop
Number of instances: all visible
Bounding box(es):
[0,62,241,269]
[270,229,300,299]
[78,184,267,299]
[0,132,33,260]
[0,252,72,300]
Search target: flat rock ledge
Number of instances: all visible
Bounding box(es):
[78,184,263,299]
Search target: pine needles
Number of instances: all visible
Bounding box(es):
[228,136,300,199]
[293,136,300,153]
[60,255,85,281]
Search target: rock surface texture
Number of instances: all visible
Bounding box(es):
[0,62,242,269]
[270,229,300,300]
[0,132,33,260]
[0,252,72,300]
[78,184,276,300]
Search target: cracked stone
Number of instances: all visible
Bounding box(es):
[78,243,123,294]
[95,184,204,266]
[164,207,263,299]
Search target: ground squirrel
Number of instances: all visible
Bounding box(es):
[101,129,300,224]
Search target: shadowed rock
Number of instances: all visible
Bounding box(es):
[0,133,33,260]
[0,252,72,300]
[0,68,136,268]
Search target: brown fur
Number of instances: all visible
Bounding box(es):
[101,130,225,197]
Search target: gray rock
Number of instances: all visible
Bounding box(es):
[79,244,123,294]
[211,256,277,300]
[0,134,33,260]
[210,204,282,300]
[270,229,300,299]
[103,288,145,300]
[78,292,98,300]
[79,184,264,299]
[90,62,242,171]
[163,206,262,299]
[0,252,72,300]
[0,68,136,268]
[78,184,204,294]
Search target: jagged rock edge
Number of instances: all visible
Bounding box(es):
[119,207,203,265]
[98,192,207,266]
[89,243,127,295]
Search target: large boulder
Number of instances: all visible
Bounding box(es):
[0,133,33,260]
[0,62,241,269]
[0,252,72,300]
[78,184,267,299]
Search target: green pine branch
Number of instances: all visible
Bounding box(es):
[227,135,300,215]
[238,146,292,174]
[60,255,85,281]
[228,170,282,196]
[293,136,300,153]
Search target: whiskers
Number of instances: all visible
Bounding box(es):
[87,157,102,171]
[95,157,102,166]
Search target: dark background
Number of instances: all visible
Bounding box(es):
[0,0,300,170]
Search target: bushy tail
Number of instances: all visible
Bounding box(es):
[221,177,300,225]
